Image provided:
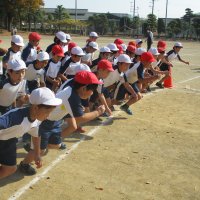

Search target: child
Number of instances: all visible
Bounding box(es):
[103,54,137,115]
[20,71,105,176]
[135,39,143,48]
[0,58,27,115]
[126,45,136,61]
[25,51,50,93]
[2,35,24,78]
[89,59,114,116]
[58,46,85,82]
[0,40,7,81]
[22,32,41,63]
[107,43,119,64]
[0,87,62,178]
[86,32,99,45]
[90,46,111,72]
[82,42,98,66]
[136,52,160,92]
[45,45,64,92]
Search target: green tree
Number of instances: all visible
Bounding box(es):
[119,17,131,32]
[88,14,109,35]
[192,17,200,39]
[132,16,140,36]
[147,14,157,31]
[167,19,182,38]
[182,8,194,39]
[157,18,165,36]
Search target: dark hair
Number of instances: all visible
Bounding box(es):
[73,82,98,92]
[37,104,56,109]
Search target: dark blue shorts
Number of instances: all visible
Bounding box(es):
[132,82,140,93]
[115,84,130,100]
[39,120,63,150]
[159,63,170,71]
[102,88,110,99]
[0,138,18,166]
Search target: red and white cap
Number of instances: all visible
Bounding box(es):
[11,35,24,46]
[100,46,111,53]
[37,51,50,61]
[135,39,143,45]
[121,43,127,52]
[52,45,64,57]
[74,71,103,84]
[7,58,26,71]
[97,59,114,72]
[148,47,160,56]
[71,46,85,56]
[29,32,41,41]
[66,33,71,40]
[107,43,119,51]
[56,31,67,43]
[117,54,132,63]
[30,87,62,106]
[88,41,99,50]
[141,52,156,62]
[89,32,98,37]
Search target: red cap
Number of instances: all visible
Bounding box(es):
[116,44,123,54]
[52,45,64,57]
[74,71,103,85]
[127,45,136,53]
[141,52,156,62]
[29,32,41,41]
[97,59,114,72]
[128,41,136,47]
[157,47,165,53]
[68,42,77,51]
[114,38,124,45]
[157,40,166,50]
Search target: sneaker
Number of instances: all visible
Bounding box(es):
[23,143,31,152]
[156,82,164,89]
[146,86,152,92]
[19,161,36,175]
[59,143,66,150]
[120,105,133,115]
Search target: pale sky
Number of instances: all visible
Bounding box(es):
[44,0,200,19]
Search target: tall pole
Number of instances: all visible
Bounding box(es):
[165,0,168,36]
[152,0,155,15]
[133,0,136,18]
[75,0,77,21]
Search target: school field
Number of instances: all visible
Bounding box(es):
[0,34,200,200]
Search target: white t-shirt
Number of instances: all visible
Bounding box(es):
[46,60,61,79]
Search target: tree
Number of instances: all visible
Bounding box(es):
[147,14,157,32]
[192,17,200,39]
[119,17,131,32]
[54,5,70,30]
[88,14,109,35]
[157,18,165,36]
[167,19,182,38]
[182,8,194,39]
[132,16,140,36]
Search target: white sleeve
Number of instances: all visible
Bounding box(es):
[28,126,39,137]
[17,80,27,96]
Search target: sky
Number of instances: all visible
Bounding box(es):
[44,0,200,19]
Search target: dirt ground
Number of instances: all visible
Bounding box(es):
[0,34,200,200]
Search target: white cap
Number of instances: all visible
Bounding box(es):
[88,41,99,50]
[121,43,127,51]
[89,32,98,37]
[135,39,143,45]
[7,58,26,71]
[117,54,132,63]
[107,43,119,51]
[30,87,62,106]
[37,51,50,61]
[174,42,183,48]
[100,46,111,53]
[66,34,71,40]
[56,31,67,43]
[71,46,85,56]
[73,63,91,74]
[135,48,147,55]
[11,35,24,46]
[148,47,160,55]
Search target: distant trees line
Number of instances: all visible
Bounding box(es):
[0,1,199,39]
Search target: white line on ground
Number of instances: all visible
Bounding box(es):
[178,75,200,84]
[8,74,198,200]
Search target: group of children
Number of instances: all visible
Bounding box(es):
[0,31,189,179]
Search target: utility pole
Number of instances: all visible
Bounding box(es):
[133,0,136,18]
[165,0,168,36]
[152,0,155,15]
[75,0,77,21]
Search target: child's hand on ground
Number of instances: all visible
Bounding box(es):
[96,105,105,116]
[34,155,42,169]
